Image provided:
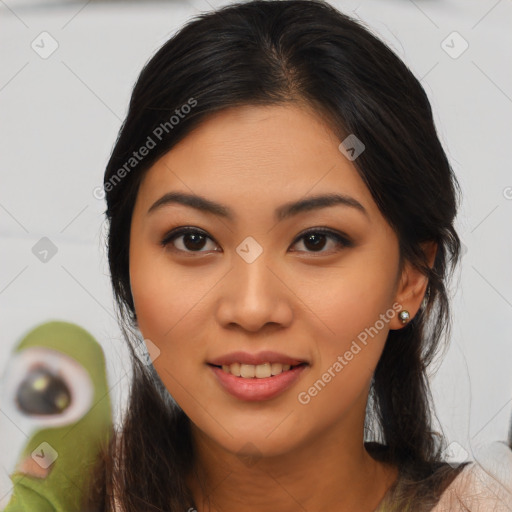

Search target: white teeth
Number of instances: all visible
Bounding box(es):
[221,362,293,378]
[255,363,271,378]
[225,362,240,376]
[240,364,255,378]
[272,362,290,375]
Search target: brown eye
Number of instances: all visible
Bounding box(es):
[291,228,353,254]
[160,226,352,255]
[177,232,207,251]
[161,227,219,253]
[301,232,329,251]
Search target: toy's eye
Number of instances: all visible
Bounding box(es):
[16,367,71,415]
[1,346,94,430]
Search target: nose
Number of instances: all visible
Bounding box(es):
[215,254,293,333]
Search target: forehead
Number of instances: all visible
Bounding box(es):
[135,104,379,221]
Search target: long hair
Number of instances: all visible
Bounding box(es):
[86,1,464,509]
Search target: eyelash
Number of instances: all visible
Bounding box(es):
[160,226,353,255]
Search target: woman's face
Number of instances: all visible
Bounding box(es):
[129,104,412,461]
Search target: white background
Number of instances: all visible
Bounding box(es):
[1,0,511,504]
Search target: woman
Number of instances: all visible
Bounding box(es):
[87,0,512,510]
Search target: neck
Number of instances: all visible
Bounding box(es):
[186,423,398,512]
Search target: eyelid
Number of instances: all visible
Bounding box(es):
[160,226,353,254]
[160,226,218,250]
[292,227,353,247]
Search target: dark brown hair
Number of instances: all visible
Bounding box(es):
[87,1,467,509]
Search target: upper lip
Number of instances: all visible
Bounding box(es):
[208,351,308,367]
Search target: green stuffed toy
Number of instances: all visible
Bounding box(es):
[1,321,113,511]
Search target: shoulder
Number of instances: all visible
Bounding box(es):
[367,443,467,511]
[432,460,512,512]
[368,441,512,512]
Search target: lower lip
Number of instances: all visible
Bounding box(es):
[208,364,308,401]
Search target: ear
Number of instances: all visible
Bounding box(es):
[389,241,437,330]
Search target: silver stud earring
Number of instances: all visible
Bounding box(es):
[398,310,410,324]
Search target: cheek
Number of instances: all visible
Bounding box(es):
[129,242,209,339]
[129,247,216,401]
[129,251,169,339]
[130,266,208,411]
[294,247,397,402]
[295,246,398,346]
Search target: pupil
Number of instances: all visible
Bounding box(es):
[16,367,71,415]
[185,233,205,251]
[304,233,326,251]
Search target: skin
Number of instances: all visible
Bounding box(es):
[129,104,436,512]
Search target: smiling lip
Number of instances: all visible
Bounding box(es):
[207,350,307,366]
[208,363,308,401]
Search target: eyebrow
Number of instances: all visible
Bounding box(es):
[147,191,368,221]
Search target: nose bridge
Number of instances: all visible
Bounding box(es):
[216,243,293,331]
[232,244,279,303]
